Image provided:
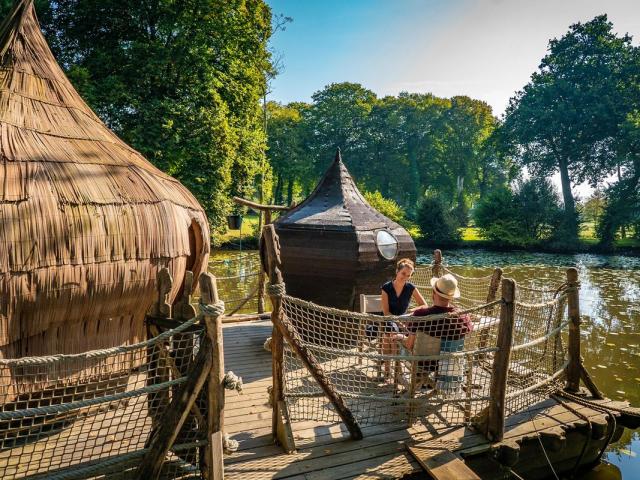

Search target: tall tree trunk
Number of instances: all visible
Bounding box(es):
[558,156,578,239]
[273,174,283,205]
[286,179,294,206]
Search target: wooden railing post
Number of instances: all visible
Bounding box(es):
[485,278,516,442]
[200,272,225,480]
[262,224,363,442]
[565,267,581,393]
[431,249,443,278]
[257,210,272,315]
[486,268,503,303]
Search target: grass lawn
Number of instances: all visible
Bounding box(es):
[218,214,260,244]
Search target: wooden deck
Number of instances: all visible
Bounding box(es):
[222,319,627,480]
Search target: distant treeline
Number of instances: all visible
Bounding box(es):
[268,15,640,249]
[12,2,639,249]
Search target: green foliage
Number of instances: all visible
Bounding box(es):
[362,190,411,228]
[474,179,564,247]
[416,196,461,244]
[501,15,640,239]
[268,84,511,221]
[15,0,274,243]
[598,110,640,247]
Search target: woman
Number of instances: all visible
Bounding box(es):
[380,258,427,379]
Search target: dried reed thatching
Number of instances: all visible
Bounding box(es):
[0,1,209,399]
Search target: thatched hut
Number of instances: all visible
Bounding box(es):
[274,149,416,310]
[0,0,209,394]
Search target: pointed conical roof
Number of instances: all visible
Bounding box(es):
[0,1,209,355]
[0,0,199,208]
[277,149,401,232]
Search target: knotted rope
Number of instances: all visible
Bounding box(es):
[267,282,286,297]
[223,371,243,393]
[223,433,239,453]
[199,300,226,318]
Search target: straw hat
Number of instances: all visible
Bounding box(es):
[430,274,461,300]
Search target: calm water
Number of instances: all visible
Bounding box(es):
[212,248,640,477]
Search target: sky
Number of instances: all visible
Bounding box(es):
[265,0,640,197]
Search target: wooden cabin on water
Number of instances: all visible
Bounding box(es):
[0,0,209,397]
[274,148,416,310]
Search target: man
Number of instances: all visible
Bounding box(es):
[404,274,473,392]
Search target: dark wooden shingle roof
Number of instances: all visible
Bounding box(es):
[277,149,402,232]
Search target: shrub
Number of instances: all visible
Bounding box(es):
[363,190,413,230]
[416,196,461,244]
[474,179,563,247]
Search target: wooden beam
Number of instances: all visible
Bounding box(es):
[407,446,480,480]
[200,272,225,480]
[151,267,173,317]
[565,267,582,392]
[147,268,173,432]
[233,196,290,212]
[262,224,363,441]
[580,364,604,400]
[137,335,212,479]
[276,400,296,454]
[485,278,516,442]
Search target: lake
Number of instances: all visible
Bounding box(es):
[210,248,640,478]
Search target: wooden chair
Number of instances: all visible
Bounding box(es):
[358,294,383,377]
[398,331,476,422]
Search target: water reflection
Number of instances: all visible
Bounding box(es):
[211,248,640,477]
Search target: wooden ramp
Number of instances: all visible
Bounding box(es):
[222,320,628,480]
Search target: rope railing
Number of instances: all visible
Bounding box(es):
[257,242,576,443]
[0,270,236,480]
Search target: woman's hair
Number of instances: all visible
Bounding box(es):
[396,258,414,273]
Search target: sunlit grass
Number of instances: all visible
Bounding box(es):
[218,214,260,244]
[461,227,483,241]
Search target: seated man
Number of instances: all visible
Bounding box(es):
[404,274,473,392]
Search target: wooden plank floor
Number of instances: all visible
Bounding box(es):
[222,319,626,480]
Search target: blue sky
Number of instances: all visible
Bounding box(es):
[266,0,640,117]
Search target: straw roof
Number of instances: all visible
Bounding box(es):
[0,1,209,360]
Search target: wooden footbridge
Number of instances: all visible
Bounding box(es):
[221,318,637,480]
[1,226,639,480]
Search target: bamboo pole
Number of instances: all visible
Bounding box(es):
[485,278,516,442]
[262,225,363,441]
[200,272,225,480]
[565,267,582,393]
[432,249,443,278]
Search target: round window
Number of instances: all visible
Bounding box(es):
[376,230,398,260]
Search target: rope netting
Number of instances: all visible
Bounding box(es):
[413,265,500,309]
[276,270,571,431]
[209,255,262,315]
[0,316,209,479]
[281,295,502,428]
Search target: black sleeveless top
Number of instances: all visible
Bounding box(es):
[381,281,416,316]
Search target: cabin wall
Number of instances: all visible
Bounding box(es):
[275,226,417,311]
[275,227,359,309]
[352,228,417,310]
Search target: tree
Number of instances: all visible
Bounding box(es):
[474,179,563,246]
[416,195,461,244]
[15,0,274,241]
[501,15,639,240]
[304,82,377,182]
[266,102,309,205]
[362,190,411,229]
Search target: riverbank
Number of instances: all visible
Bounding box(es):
[216,215,640,255]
